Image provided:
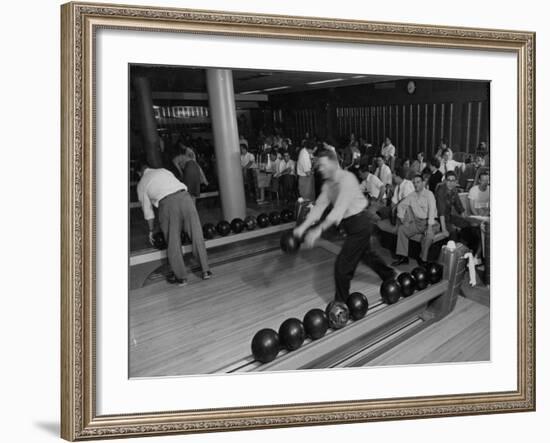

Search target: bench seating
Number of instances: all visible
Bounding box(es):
[376,218,449,261]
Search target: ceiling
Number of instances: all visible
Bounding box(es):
[130,64,403,96]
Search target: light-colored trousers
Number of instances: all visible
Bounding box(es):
[395,217,434,261]
[158,191,210,279]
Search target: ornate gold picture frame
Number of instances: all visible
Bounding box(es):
[61,2,535,440]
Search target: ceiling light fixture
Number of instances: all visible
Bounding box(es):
[306,78,344,85]
[262,86,290,92]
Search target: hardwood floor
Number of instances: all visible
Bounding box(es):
[130,244,384,377]
[129,237,490,377]
[367,296,490,366]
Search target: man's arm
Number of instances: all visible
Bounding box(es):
[396,192,412,221]
[137,184,156,244]
[293,186,330,238]
[454,192,465,215]
[427,191,437,226]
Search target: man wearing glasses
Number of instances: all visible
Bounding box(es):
[434,170,465,239]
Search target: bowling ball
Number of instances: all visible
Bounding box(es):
[251,328,280,364]
[230,218,245,234]
[280,209,291,223]
[280,231,301,254]
[397,272,416,297]
[302,309,329,340]
[216,220,231,236]
[180,231,191,245]
[325,301,350,329]
[346,292,369,320]
[426,262,444,284]
[244,215,257,230]
[269,211,281,225]
[278,318,306,351]
[202,223,216,240]
[151,232,167,250]
[257,213,269,228]
[380,278,402,304]
[280,209,295,223]
[411,267,429,290]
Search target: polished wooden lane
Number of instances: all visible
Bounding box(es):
[129,236,490,377]
[365,296,490,366]
[129,243,385,377]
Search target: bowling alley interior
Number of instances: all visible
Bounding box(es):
[129,64,491,378]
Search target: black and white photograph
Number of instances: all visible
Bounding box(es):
[128,64,491,378]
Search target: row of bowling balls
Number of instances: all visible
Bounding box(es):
[380,262,444,305]
[202,209,296,240]
[150,209,295,249]
[251,292,369,364]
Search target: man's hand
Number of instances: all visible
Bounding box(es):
[303,226,322,249]
[148,231,155,246]
[293,225,306,240]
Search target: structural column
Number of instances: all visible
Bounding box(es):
[206,69,246,220]
[133,76,163,168]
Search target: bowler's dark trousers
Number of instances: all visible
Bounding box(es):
[335,211,394,303]
[158,190,210,279]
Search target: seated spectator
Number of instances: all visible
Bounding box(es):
[342,140,362,178]
[400,159,414,180]
[240,144,257,200]
[380,136,396,169]
[435,171,465,239]
[359,165,386,221]
[439,148,466,177]
[377,167,414,223]
[426,157,443,192]
[374,155,393,196]
[391,174,437,267]
[391,167,415,206]
[468,171,490,216]
[410,152,427,177]
[276,151,296,204]
[459,154,486,190]
[434,139,448,160]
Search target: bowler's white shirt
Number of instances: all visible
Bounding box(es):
[296,148,312,176]
[137,168,187,221]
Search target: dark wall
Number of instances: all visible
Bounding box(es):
[264,78,490,160]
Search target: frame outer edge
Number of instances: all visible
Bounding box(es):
[61,2,77,441]
[60,1,536,439]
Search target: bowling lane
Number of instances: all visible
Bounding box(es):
[129,243,384,377]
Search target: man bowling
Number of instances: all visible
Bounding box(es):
[293,149,395,303]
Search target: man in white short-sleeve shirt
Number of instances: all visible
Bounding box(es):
[438,148,466,177]
[374,155,393,189]
[468,171,490,216]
